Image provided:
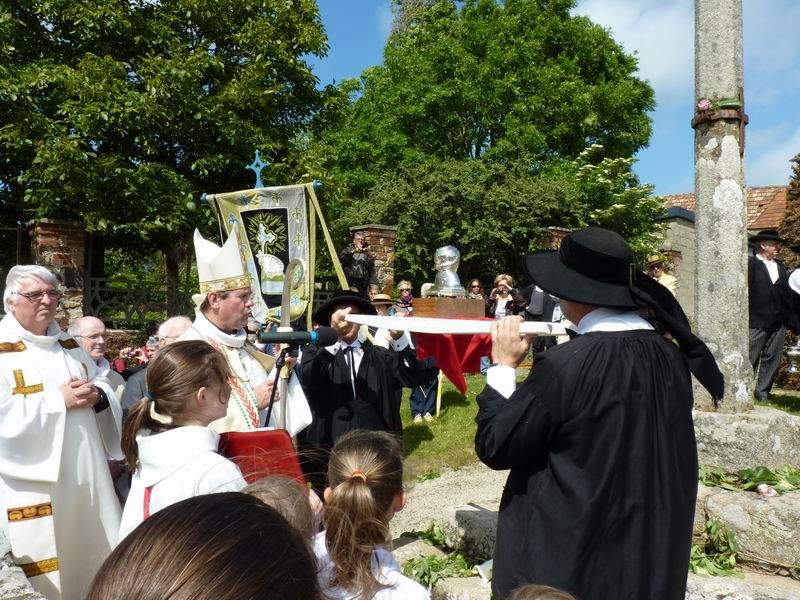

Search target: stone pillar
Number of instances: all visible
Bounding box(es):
[693,0,751,411]
[29,219,87,328]
[351,224,397,294]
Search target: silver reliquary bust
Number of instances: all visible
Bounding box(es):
[428,245,466,297]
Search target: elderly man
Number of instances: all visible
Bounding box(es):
[0,266,122,600]
[68,316,125,402]
[121,315,192,413]
[475,228,723,599]
[181,225,307,433]
[748,229,793,403]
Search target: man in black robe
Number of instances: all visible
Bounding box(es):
[298,292,423,492]
[475,227,724,600]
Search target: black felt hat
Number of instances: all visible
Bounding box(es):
[524,226,725,401]
[313,290,377,326]
[749,229,786,245]
[523,227,638,309]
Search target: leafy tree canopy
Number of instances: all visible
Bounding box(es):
[324,0,656,199]
[0,0,334,255]
[334,147,663,284]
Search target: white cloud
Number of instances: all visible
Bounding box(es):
[574,0,693,109]
[747,126,800,186]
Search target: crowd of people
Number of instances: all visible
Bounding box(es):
[3,224,792,599]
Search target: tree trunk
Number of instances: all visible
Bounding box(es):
[164,238,187,316]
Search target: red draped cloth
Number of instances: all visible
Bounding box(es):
[415,321,493,394]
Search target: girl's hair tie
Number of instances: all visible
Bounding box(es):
[144,391,154,401]
[350,470,368,483]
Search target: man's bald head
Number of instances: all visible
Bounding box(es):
[157,316,192,348]
[68,316,109,363]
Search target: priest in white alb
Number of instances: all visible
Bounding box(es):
[180,224,310,434]
[0,265,123,600]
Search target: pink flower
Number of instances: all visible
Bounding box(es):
[697,99,712,111]
[757,483,779,498]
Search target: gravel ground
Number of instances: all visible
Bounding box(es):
[391,461,508,537]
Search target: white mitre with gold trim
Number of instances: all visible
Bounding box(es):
[193,223,251,305]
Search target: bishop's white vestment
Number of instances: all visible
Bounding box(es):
[0,313,123,600]
[180,311,311,435]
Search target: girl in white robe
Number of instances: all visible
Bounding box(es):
[320,430,429,600]
[118,341,245,541]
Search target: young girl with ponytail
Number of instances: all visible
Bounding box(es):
[117,340,245,541]
[321,430,429,599]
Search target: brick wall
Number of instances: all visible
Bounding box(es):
[350,224,397,294]
[29,219,87,327]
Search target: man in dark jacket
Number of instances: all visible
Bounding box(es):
[339,231,377,298]
[475,227,723,600]
[748,229,793,403]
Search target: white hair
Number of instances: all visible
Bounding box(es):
[157,315,192,339]
[3,265,59,312]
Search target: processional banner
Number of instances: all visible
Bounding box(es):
[206,185,309,324]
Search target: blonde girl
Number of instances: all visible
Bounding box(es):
[321,430,428,599]
[117,340,245,541]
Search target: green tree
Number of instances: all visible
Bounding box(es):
[0,0,334,309]
[333,148,660,283]
[779,153,800,270]
[323,0,655,199]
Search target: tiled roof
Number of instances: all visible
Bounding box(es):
[662,186,789,230]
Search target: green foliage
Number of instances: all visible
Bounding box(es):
[0,0,335,258]
[416,469,442,482]
[689,519,741,577]
[401,522,447,548]
[334,147,663,282]
[401,551,473,589]
[698,464,800,493]
[778,153,800,271]
[323,0,655,199]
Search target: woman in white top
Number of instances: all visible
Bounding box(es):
[320,430,429,600]
[488,274,526,320]
[118,341,245,541]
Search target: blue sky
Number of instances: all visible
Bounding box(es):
[308,0,800,197]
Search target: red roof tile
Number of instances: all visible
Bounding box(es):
[662,186,789,230]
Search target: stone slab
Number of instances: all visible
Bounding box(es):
[392,537,447,565]
[694,407,800,472]
[686,572,800,599]
[706,490,800,572]
[1,531,44,600]
[694,485,723,542]
[439,502,498,562]
[431,576,490,600]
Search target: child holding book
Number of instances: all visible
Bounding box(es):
[118,340,245,541]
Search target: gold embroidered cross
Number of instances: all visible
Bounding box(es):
[13,370,44,396]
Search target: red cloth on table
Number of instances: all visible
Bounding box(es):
[415,329,492,395]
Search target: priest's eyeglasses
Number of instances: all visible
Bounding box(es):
[13,290,61,302]
[76,333,110,341]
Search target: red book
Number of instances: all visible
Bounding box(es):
[218,429,305,485]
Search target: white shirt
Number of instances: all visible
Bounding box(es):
[118,425,245,542]
[487,308,653,399]
[326,332,410,398]
[756,253,780,284]
[315,531,429,600]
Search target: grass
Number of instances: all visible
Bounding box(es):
[766,389,800,416]
[396,375,800,481]
[399,374,486,480]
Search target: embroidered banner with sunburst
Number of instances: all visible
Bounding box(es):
[206,185,309,324]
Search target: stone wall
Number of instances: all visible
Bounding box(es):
[660,212,697,317]
[351,224,397,294]
[28,219,87,328]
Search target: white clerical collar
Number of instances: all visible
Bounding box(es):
[0,312,62,345]
[576,307,654,334]
[192,309,247,348]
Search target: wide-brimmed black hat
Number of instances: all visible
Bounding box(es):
[523,227,724,401]
[749,229,785,245]
[314,290,377,326]
[524,227,638,309]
